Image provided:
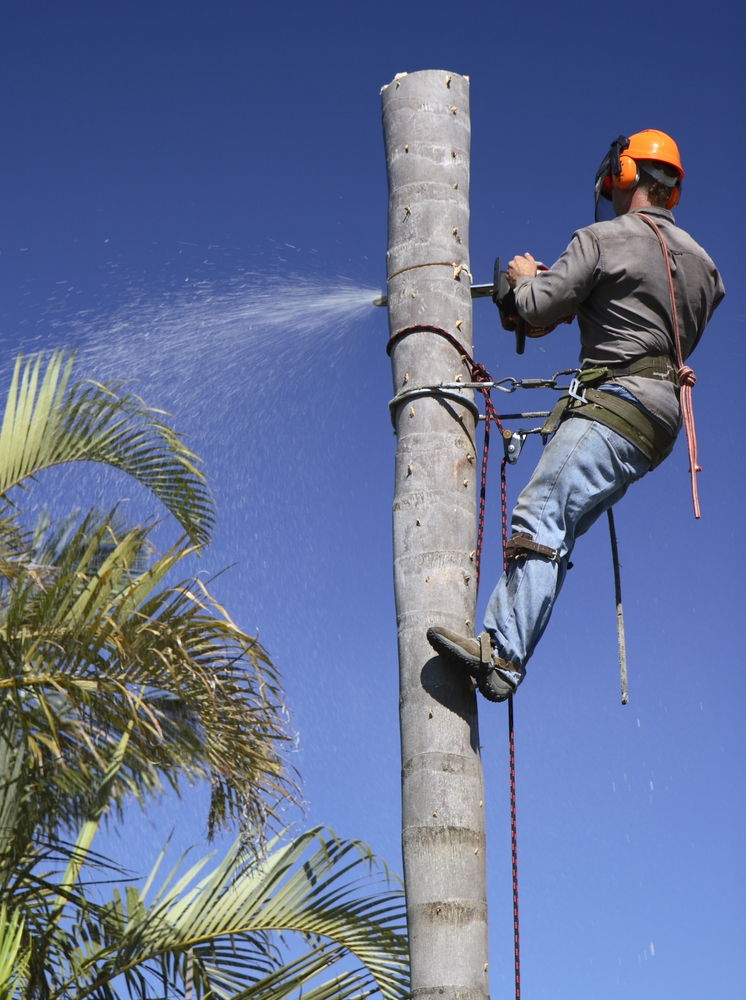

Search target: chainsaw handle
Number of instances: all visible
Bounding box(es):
[494,256,526,354]
[492,256,502,304]
[515,317,526,355]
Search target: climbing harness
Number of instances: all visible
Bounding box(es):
[540,356,679,469]
[387,332,633,702]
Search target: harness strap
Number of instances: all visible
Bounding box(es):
[579,389,673,466]
[601,354,679,382]
[476,632,518,673]
[479,631,493,666]
[505,531,560,564]
[540,359,677,468]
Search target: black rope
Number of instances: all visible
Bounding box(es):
[607,508,628,704]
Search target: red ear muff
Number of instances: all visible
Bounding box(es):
[665,184,680,210]
[613,153,639,190]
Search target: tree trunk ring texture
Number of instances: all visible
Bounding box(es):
[381,70,489,1000]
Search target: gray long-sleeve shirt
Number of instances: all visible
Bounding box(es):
[513,206,725,437]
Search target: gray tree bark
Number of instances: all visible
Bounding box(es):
[381,71,489,1000]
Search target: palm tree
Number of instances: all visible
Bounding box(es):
[0,350,293,840]
[0,351,409,1000]
[381,70,489,996]
[0,739,407,1000]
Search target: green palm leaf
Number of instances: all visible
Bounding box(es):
[221,945,378,1000]
[0,352,213,544]
[0,514,295,840]
[0,906,27,1000]
[55,828,408,1000]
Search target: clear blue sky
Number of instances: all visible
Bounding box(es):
[1,2,743,997]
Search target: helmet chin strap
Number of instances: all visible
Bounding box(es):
[639,162,678,189]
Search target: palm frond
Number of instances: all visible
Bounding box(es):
[0,352,213,544]
[51,721,138,924]
[0,735,25,860]
[217,944,378,1000]
[0,508,34,586]
[0,906,27,1000]
[54,828,408,1000]
[0,515,295,840]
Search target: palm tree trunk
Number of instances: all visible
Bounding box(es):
[381,70,489,1000]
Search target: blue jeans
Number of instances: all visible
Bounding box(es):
[483,414,652,687]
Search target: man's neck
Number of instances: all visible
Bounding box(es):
[628,189,655,212]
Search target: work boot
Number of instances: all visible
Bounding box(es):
[426,626,517,703]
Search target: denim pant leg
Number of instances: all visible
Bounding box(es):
[483,415,651,682]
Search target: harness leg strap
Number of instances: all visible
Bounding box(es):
[505,531,559,564]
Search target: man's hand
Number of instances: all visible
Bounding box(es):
[507,253,538,289]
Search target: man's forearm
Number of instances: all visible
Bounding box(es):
[514,230,600,326]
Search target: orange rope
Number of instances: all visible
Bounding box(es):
[637,213,701,518]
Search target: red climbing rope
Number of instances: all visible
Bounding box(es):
[475,368,509,587]
[637,213,701,518]
[508,693,520,999]
[388,323,519,999]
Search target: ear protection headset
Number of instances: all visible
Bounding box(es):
[610,135,639,190]
[610,135,680,209]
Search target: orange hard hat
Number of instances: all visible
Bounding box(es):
[623,129,684,182]
[594,130,684,219]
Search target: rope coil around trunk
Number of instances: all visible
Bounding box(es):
[387,324,508,586]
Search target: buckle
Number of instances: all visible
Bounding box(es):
[568,377,587,404]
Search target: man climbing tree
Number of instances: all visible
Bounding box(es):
[427,129,724,702]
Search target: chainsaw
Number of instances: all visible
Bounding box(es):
[475,258,574,355]
[374,257,575,355]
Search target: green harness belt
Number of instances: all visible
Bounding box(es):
[540,355,679,468]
